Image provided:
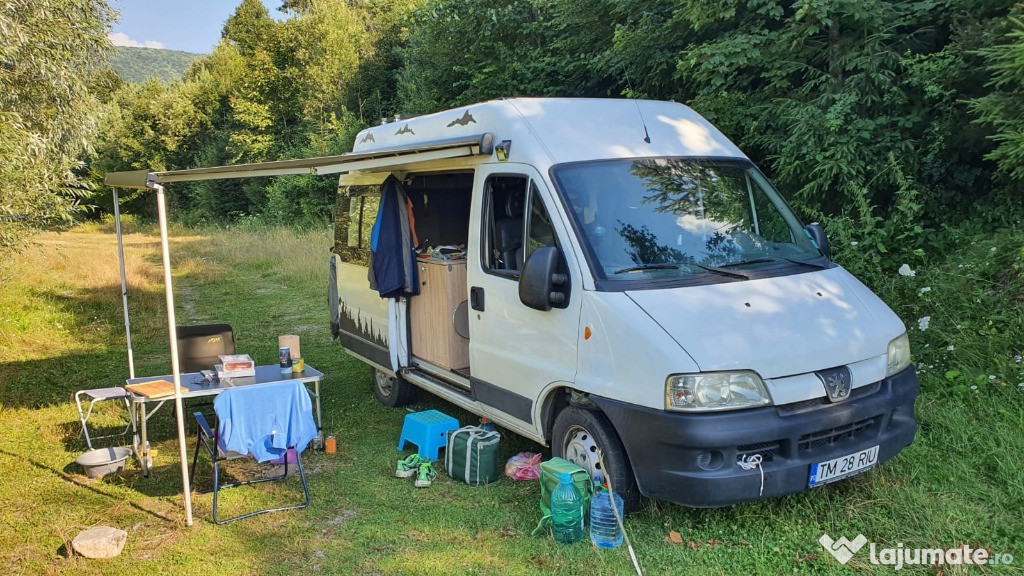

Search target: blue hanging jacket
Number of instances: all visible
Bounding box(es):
[369,176,419,298]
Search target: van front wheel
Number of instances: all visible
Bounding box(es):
[371,367,417,407]
[552,406,641,512]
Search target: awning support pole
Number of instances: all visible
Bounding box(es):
[112,188,136,380]
[154,182,193,526]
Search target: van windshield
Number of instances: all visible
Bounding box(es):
[551,158,823,284]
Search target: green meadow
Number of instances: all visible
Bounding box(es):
[1,222,1020,575]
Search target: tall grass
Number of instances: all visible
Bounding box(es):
[199,221,331,288]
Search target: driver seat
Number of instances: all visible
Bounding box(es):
[494,188,525,271]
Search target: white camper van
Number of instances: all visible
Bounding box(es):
[328,98,918,509]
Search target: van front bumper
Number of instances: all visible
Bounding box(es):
[591,366,919,507]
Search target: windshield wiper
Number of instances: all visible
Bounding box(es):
[718,257,774,268]
[614,263,680,274]
[719,256,829,270]
[690,263,749,280]
[777,256,830,269]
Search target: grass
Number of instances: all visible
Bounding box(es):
[0,222,1022,575]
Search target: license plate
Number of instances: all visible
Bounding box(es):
[809,445,879,487]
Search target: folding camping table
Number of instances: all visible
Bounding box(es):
[125,364,325,476]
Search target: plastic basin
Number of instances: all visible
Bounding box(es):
[76,447,132,478]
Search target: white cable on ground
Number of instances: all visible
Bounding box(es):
[596,449,643,576]
[736,453,764,497]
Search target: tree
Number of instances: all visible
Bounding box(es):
[970,9,1024,181]
[0,0,115,252]
[605,0,1017,219]
[396,0,619,114]
[223,0,276,57]
[342,0,419,123]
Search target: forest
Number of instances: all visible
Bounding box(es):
[108,46,200,84]
[4,1,1024,350]
[3,0,1023,237]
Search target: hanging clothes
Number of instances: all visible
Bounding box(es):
[369,175,420,299]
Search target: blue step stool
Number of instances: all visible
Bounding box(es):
[397,409,460,461]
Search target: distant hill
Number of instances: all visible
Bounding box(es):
[109,46,201,84]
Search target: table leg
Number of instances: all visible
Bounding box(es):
[129,399,142,473]
[139,402,150,476]
[314,379,323,433]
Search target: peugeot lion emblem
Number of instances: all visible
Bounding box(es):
[815,366,852,403]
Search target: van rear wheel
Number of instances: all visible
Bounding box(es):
[552,406,641,512]
[372,367,417,407]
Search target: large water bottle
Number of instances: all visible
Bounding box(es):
[589,483,624,549]
[550,473,585,544]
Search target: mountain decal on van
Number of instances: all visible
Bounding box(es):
[359,133,375,144]
[338,299,388,348]
[446,110,476,127]
[395,124,414,136]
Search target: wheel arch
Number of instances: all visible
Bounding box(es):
[537,384,575,446]
[550,401,644,511]
[538,385,645,488]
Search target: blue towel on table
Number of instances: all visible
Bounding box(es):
[213,379,317,463]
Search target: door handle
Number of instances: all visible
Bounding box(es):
[470,286,485,311]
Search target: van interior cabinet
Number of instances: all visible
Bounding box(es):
[411,259,469,370]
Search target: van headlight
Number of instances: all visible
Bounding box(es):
[886,332,912,376]
[665,371,771,412]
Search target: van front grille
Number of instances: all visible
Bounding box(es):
[737,441,780,462]
[798,418,875,451]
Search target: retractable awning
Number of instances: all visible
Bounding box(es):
[104,131,494,526]
[104,133,494,189]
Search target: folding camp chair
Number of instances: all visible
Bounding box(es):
[189,379,317,524]
[75,387,132,450]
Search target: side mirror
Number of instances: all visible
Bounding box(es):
[519,246,568,311]
[804,223,831,260]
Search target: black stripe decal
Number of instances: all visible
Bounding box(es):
[339,332,390,369]
[471,377,533,424]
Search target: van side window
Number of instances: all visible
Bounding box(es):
[483,175,529,277]
[333,185,380,266]
[349,194,380,250]
[525,182,556,260]
[482,176,560,278]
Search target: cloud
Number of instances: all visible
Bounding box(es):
[108,32,164,49]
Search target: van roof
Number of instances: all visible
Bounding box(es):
[355,98,747,166]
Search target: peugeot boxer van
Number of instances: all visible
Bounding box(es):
[328,98,918,510]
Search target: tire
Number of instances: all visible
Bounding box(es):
[552,405,642,512]
[371,366,417,407]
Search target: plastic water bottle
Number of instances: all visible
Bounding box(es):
[589,483,624,549]
[479,417,496,432]
[550,473,585,543]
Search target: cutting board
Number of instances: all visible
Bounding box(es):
[125,379,191,398]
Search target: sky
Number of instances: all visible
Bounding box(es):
[109,0,283,54]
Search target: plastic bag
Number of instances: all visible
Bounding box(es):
[504,452,543,481]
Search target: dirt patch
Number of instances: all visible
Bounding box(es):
[326,509,356,526]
